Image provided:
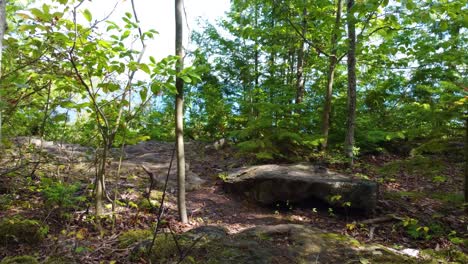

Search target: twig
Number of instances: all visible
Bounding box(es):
[176,234,206,264]
[168,224,183,258]
[147,145,176,258]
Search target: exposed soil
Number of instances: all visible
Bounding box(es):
[0,139,466,263]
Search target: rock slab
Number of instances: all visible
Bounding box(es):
[223,164,378,212]
[138,224,414,263]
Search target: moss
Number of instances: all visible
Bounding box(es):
[137,198,160,210]
[422,248,468,263]
[118,229,152,248]
[149,190,164,200]
[430,193,464,206]
[320,233,361,248]
[0,256,39,264]
[0,217,49,244]
[379,155,444,179]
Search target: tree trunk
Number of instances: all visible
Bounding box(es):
[175,0,188,223]
[295,7,307,104]
[322,0,342,150]
[95,139,108,216]
[465,117,467,204]
[345,0,356,164]
[0,0,7,148]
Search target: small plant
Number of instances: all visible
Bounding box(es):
[330,194,342,202]
[355,173,369,180]
[401,217,430,240]
[217,172,229,182]
[328,207,335,217]
[432,175,447,183]
[41,178,86,218]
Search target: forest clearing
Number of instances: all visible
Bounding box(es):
[0,0,466,263]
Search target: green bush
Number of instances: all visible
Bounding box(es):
[0,216,48,244]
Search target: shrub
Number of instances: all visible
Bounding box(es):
[40,178,85,213]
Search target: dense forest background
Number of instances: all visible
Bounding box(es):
[0,0,467,263]
[0,0,465,162]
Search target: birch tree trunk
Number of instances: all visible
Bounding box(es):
[0,0,7,148]
[175,0,188,223]
[345,0,357,164]
[322,0,342,150]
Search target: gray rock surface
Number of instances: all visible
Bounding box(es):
[12,137,205,191]
[223,164,378,212]
[140,224,414,263]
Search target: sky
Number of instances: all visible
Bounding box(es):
[81,0,231,61]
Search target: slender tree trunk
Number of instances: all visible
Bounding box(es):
[175,0,188,223]
[465,118,467,204]
[252,0,259,118]
[0,0,7,148]
[95,138,108,216]
[322,0,342,150]
[345,0,356,163]
[295,7,307,104]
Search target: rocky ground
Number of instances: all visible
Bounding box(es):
[0,138,466,263]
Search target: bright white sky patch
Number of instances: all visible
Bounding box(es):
[83,0,230,61]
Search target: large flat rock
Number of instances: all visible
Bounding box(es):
[136,224,416,263]
[223,164,378,213]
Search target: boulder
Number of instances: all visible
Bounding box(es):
[134,224,415,263]
[223,164,378,213]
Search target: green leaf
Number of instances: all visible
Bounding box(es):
[140,88,148,102]
[121,30,131,40]
[139,64,151,74]
[180,76,192,83]
[150,82,162,94]
[83,9,92,22]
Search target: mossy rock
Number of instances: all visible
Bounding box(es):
[132,224,417,264]
[0,217,48,244]
[118,229,153,248]
[0,255,39,264]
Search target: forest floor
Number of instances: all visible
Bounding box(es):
[0,139,466,263]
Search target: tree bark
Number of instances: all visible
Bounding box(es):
[0,0,7,148]
[295,7,307,104]
[465,118,467,204]
[322,0,342,150]
[95,139,108,216]
[175,0,188,223]
[345,0,356,164]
